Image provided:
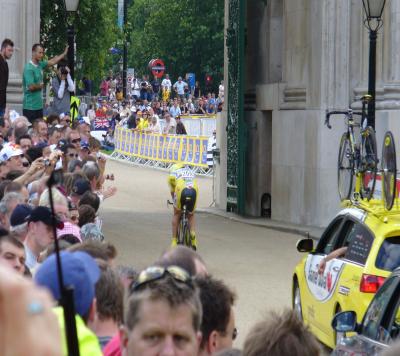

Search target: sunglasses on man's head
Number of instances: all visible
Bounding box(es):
[131,265,193,292]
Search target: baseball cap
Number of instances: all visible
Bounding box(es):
[34,251,100,317]
[35,141,48,150]
[72,179,91,196]
[57,221,82,242]
[0,143,23,162]
[57,139,68,150]
[27,206,64,229]
[78,116,90,125]
[80,141,90,150]
[80,223,105,242]
[10,204,33,228]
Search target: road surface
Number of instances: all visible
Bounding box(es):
[101,159,304,347]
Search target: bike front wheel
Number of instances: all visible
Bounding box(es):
[177,219,184,245]
[338,133,354,201]
[381,131,397,210]
[360,127,378,201]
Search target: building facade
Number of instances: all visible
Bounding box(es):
[217,0,400,227]
[1,0,40,110]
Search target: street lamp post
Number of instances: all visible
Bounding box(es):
[65,0,80,81]
[362,0,386,129]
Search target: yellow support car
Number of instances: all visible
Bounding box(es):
[293,199,400,349]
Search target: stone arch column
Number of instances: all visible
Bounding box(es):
[0,0,40,110]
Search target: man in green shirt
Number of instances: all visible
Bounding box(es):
[22,43,68,123]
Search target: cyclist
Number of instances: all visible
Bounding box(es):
[168,163,199,249]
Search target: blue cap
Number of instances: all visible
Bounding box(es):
[35,251,100,317]
[10,204,33,227]
[80,141,90,150]
[27,206,64,229]
[72,179,91,196]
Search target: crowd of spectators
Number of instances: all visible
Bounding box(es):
[84,73,223,141]
[1,40,327,355]
[0,106,320,356]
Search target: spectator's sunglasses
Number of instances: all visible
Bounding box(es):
[71,138,81,144]
[224,327,238,341]
[131,265,193,292]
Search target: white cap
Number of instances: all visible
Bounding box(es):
[0,143,23,162]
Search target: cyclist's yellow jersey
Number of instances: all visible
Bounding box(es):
[168,164,199,211]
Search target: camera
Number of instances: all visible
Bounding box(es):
[60,66,68,75]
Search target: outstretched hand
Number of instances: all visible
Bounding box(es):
[0,264,62,356]
[63,45,69,57]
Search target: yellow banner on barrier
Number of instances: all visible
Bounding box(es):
[114,127,209,168]
[180,114,216,120]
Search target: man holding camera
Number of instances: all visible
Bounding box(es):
[22,43,68,123]
[49,60,75,116]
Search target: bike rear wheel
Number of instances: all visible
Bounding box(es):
[338,133,354,201]
[381,131,397,210]
[360,126,378,201]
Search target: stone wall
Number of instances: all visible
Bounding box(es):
[0,0,40,110]
[220,0,400,227]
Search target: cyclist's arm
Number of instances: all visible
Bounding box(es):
[167,175,176,194]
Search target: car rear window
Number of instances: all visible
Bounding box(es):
[344,223,374,265]
[376,237,400,272]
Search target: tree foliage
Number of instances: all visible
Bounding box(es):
[40,0,119,86]
[127,0,224,89]
[40,0,224,92]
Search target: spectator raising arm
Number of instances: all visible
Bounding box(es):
[47,46,69,67]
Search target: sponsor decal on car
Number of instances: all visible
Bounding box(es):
[305,255,346,302]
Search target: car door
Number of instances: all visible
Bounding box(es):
[336,220,375,318]
[303,216,348,335]
[335,275,400,356]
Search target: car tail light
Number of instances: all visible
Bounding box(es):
[360,274,386,293]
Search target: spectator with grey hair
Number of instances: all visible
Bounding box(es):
[9,204,32,242]
[0,192,24,230]
[24,206,63,270]
[4,181,29,203]
[82,161,100,191]
[67,159,83,173]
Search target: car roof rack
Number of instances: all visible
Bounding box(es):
[341,199,400,223]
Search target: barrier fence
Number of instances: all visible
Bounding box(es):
[111,127,213,176]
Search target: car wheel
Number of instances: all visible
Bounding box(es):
[293,280,303,321]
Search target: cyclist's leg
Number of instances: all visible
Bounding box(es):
[171,187,182,246]
[172,207,181,246]
[188,212,196,234]
[183,186,198,248]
